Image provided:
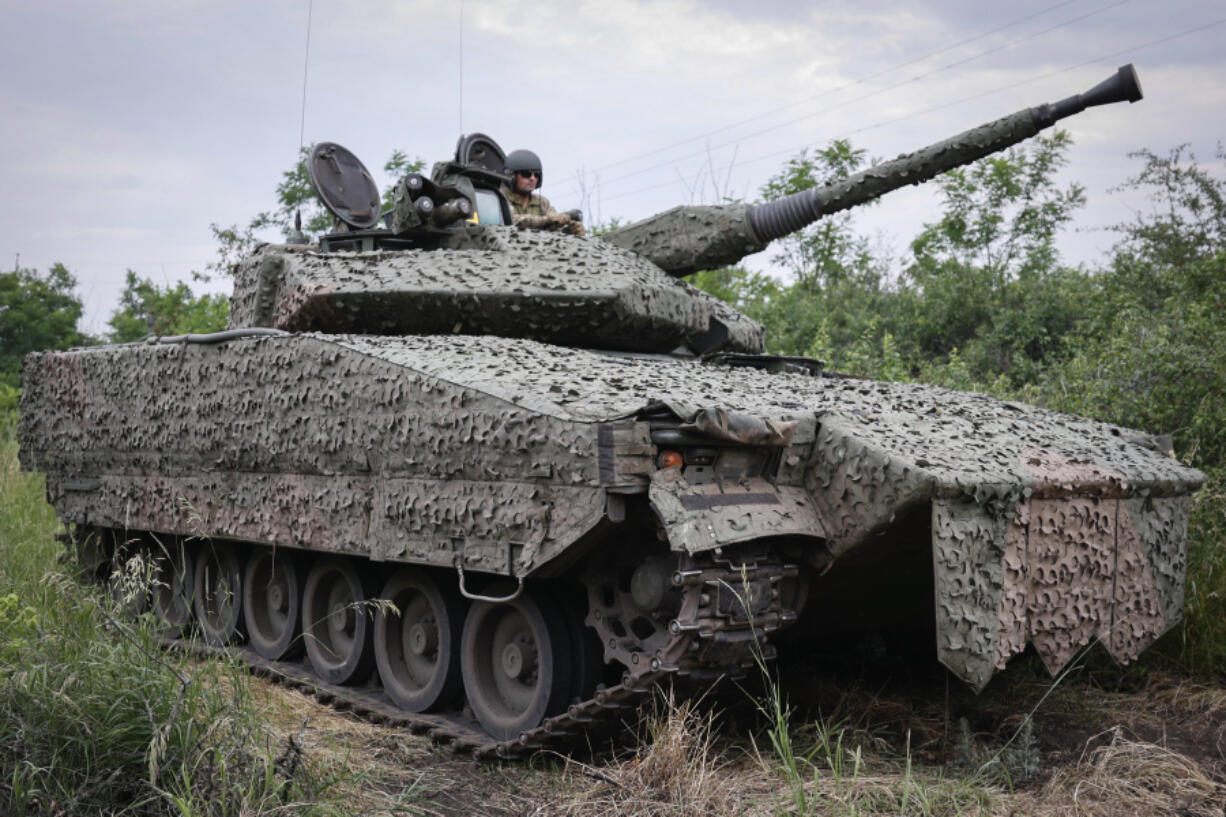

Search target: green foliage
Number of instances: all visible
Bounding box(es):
[688,266,780,313]
[689,139,897,373]
[586,216,626,236]
[1026,143,1226,469]
[759,139,879,292]
[1026,291,1225,469]
[381,149,424,211]
[1169,468,1226,676]
[0,384,18,439]
[901,130,1090,383]
[0,264,88,389]
[0,443,345,815]
[107,271,230,342]
[1107,143,1226,274]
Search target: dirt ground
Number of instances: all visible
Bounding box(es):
[251,649,1226,817]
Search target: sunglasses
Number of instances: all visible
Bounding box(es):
[515,170,541,179]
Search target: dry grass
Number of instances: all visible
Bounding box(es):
[559,690,774,817]
[1021,727,1225,817]
[166,667,1226,817]
[1146,678,1226,760]
[248,674,579,816]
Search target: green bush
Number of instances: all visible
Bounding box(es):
[0,443,343,816]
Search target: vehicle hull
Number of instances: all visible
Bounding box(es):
[19,331,1203,690]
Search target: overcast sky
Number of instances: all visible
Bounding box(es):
[3,0,1223,335]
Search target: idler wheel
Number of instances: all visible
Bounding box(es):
[193,542,245,646]
[242,547,305,661]
[150,538,195,637]
[303,557,375,685]
[461,591,572,741]
[374,568,466,712]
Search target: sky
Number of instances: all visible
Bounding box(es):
[2,0,1223,335]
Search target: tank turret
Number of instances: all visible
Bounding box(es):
[601,65,1143,276]
[230,67,1143,360]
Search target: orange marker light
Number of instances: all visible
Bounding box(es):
[659,450,684,469]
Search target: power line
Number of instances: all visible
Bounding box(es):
[589,0,1086,178]
[584,17,1226,207]
[554,0,1130,199]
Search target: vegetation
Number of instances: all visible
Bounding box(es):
[206,148,423,281]
[0,435,354,815]
[107,271,231,342]
[0,136,1222,813]
[0,264,87,390]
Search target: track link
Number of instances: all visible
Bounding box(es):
[164,551,798,759]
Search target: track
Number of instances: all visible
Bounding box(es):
[166,551,800,759]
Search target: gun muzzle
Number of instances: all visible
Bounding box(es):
[1031,64,1143,129]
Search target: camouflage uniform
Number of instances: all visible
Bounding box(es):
[501,186,584,235]
[502,185,556,220]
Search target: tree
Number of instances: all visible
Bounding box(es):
[106,271,229,343]
[900,129,1091,383]
[689,141,903,372]
[1033,142,1226,470]
[759,139,878,292]
[1088,143,1226,324]
[0,263,88,389]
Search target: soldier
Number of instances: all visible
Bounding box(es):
[502,149,584,235]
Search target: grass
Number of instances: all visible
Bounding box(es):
[1154,466,1226,678]
[0,435,352,816]
[742,647,1002,816]
[2,406,1224,817]
[561,689,763,817]
[1025,727,1224,817]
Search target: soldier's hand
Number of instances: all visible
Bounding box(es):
[544,212,572,231]
[561,209,585,235]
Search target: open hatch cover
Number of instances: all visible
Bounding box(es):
[307,142,381,230]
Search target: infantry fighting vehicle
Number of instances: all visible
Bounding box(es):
[19,65,1205,755]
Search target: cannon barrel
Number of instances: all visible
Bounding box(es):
[602,65,1142,277]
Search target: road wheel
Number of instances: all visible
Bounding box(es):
[150,538,195,636]
[242,547,304,661]
[374,568,466,712]
[193,541,245,646]
[461,590,572,741]
[303,557,375,685]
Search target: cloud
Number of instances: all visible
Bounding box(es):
[2,0,1223,334]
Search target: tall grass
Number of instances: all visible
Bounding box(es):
[1157,467,1226,678]
[0,433,343,816]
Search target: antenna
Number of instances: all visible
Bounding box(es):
[294,0,315,240]
[298,0,314,152]
[459,0,464,135]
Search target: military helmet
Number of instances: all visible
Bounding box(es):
[504,149,543,186]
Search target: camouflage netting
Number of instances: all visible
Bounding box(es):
[20,331,1203,688]
[228,235,764,354]
[599,203,766,277]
